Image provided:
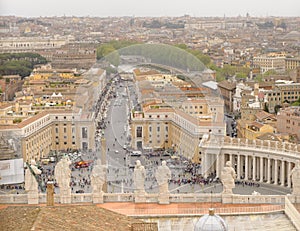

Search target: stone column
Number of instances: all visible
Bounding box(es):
[245,155,248,180]
[267,158,271,184]
[215,154,219,178]
[288,162,292,188]
[252,156,256,181]
[46,181,54,206]
[237,154,241,179]
[274,159,278,185]
[229,154,232,163]
[281,160,285,186]
[260,157,264,182]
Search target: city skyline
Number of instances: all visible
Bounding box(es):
[1,0,300,18]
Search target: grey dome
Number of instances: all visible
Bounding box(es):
[194,209,228,231]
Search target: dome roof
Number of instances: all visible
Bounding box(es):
[194,209,228,231]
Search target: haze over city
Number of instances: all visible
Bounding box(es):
[1,0,300,17]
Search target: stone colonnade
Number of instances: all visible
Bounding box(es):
[203,152,295,188]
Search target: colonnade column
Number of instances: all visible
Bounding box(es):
[281,160,285,186]
[267,158,271,184]
[260,157,264,182]
[245,155,248,180]
[274,159,278,185]
[287,162,292,188]
[216,154,220,178]
[252,156,256,181]
[237,154,241,179]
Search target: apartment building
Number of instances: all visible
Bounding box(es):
[265,82,300,112]
[277,106,300,140]
[0,36,68,54]
[217,80,236,113]
[253,54,286,74]
[51,43,97,69]
[285,57,300,70]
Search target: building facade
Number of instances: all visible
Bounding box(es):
[0,110,95,162]
[277,106,300,140]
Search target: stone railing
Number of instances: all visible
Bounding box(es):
[285,196,300,230]
[222,194,286,204]
[0,192,293,205]
[201,136,300,160]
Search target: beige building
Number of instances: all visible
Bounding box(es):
[253,54,286,74]
[265,82,300,112]
[0,110,95,162]
[130,101,225,162]
[0,36,68,54]
[285,57,300,70]
[277,106,300,141]
[217,80,236,113]
[130,69,226,162]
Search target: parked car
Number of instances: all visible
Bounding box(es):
[74,161,90,169]
[130,151,142,157]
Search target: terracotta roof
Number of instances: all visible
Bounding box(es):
[256,132,281,141]
[218,80,236,90]
[255,111,276,121]
[0,103,14,109]
[248,121,264,129]
[0,205,145,231]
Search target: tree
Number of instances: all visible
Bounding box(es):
[263,103,269,113]
[274,105,282,114]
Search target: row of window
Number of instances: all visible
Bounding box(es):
[286,120,300,126]
[269,96,298,101]
[24,116,51,134]
[184,105,204,109]
[148,114,168,119]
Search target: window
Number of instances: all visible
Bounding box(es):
[82,142,88,150]
[64,127,67,133]
[64,142,67,145]
[157,126,160,132]
[55,128,58,133]
[136,126,142,138]
[149,126,152,132]
[82,127,88,138]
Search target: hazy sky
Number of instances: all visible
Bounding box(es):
[1,0,299,17]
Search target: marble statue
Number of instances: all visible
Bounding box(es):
[91,159,107,194]
[133,160,146,194]
[155,160,171,194]
[54,156,72,200]
[290,160,300,195]
[220,161,236,194]
[25,159,42,193]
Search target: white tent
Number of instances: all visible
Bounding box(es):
[0,158,24,184]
